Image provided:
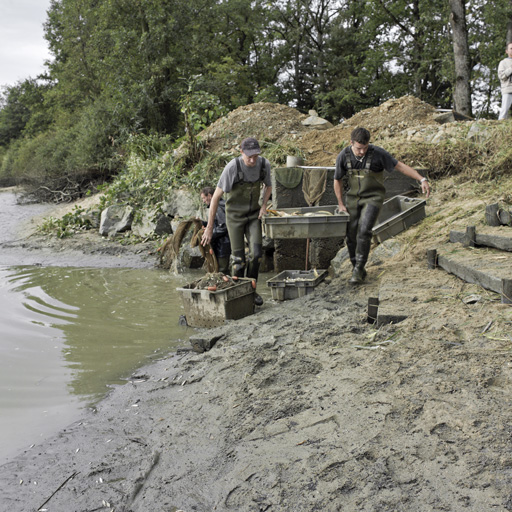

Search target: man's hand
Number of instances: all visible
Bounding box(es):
[421,180,431,198]
[201,225,213,246]
[258,205,267,219]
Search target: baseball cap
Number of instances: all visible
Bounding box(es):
[241,137,261,156]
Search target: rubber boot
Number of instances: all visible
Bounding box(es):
[231,250,246,278]
[254,292,263,306]
[217,257,230,275]
[349,204,380,284]
[345,217,358,268]
[349,263,367,284]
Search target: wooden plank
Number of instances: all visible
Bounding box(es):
[436,242,512,302]
[367,297,379,324]
[449,230,512,252]
[437,254,503,295]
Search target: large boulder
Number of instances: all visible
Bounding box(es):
[162,189,199,219]
[99,205,134,236]
[180,245,204,269]
[132,208,172,238]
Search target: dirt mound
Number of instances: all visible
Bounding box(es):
[298,95,439,166]
[342,94,438,134]
[201,102,308,154]
[199,96,438,166]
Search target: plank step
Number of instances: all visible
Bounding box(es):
[450,226,512,252]
[429,244,512,303]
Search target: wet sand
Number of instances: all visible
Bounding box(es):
[1,248,512,510]
[2,190,512,511]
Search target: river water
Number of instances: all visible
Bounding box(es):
[0,190,196,463]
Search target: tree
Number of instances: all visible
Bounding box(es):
[449,0,472,115]
[0,79,49,146]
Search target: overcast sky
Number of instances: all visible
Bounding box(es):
[0,0,52,88]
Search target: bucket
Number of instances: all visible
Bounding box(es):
[286,155,304,167]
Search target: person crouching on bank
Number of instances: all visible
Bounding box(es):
[200,186,231,275]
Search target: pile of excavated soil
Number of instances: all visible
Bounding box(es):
[201,102,309,154]
[199,96,440,167]
[298,95,439,166]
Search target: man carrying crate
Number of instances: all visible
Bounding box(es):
[201,137,272,306]
[334,127,431,284]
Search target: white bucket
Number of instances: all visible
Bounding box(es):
[286,155,304,167]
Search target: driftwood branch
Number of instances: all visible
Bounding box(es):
[37,471,79,511]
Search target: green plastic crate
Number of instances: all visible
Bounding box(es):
[262,205,349,239]
[177,278,255,328]
[372,196,426,243]
[266,270,327,301]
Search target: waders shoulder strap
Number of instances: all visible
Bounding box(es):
[345,146,375,175]
[234,157,267,184]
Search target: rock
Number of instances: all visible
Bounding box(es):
[430,130,448,144]
[498,208,512,226]
[162,189,199,218]
[302,110,334,130]
[467,122,491,143]
[485,203,501,227]
[180,245,204,268]
[434,110,472,124]
[154,214,173,235]
[370,239,403,264]
[132,209,172,237]
[329,246,350,276]
[99,205,134,236]
[189,333,224,353]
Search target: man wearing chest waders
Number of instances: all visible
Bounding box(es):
[334,127,431,285]
[201,137,272,306]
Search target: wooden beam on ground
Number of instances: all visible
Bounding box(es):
[449,229,512,252]
[436,244,512,303]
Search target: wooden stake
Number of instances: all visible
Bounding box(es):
[501,278,512,304]
[465,226,476,247]
[427,249,438,269]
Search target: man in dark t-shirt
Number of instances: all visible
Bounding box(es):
[334,127,431,284]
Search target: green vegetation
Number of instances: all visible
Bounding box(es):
[40,206,92,238]
[0,0,509,201]
[388,123,512,183]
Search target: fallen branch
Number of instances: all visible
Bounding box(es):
[37,471,79,511]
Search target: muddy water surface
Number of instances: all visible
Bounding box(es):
[0,190,194,463]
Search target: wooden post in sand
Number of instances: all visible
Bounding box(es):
[464,226,476,247]
[427,249,438,269]
[502,279,512,304]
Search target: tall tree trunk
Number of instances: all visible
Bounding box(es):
[449,0,472,116]
[507,0,512,43]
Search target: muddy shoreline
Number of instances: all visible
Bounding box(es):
[2,191,512,511]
